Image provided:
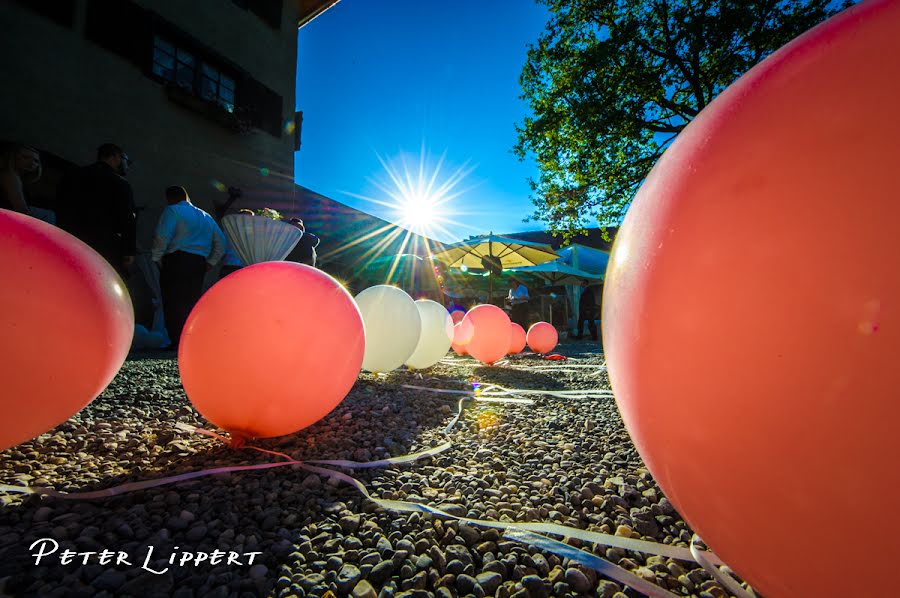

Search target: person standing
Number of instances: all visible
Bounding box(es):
[284,217,320,267]
[151,186,225,347]
[0,143,43,216]
[56,143,136,274]
[506,276,530,328]
[573,280,599,341]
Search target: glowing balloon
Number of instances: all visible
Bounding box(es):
[180,262,364,441]
[406,300,453,370]
[602,3,900,596]
[526,322,558,354]
[463,304,511,364]
[450,319,474,356]
[508,323,527,354]
[450,310,465,324]
[356,285,421,373]
[0,210,133,451]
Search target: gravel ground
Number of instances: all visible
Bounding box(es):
[0,340,739,598]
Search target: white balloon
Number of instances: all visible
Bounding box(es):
[406,300,454,370]
[355,285,422,373]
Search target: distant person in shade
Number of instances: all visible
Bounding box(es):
[573,280,599,341]
[0,143,42,217]
[284,217,320,267]
[151,186,225,347]
[506,276,530,328]
[56,143,136,275]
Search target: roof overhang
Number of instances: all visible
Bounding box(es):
[297,0,340,28]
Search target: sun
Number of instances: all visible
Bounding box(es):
[398,191,439,231]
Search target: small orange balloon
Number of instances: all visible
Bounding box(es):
[0,210,134,451]
[450,310,465,324]
[526,322,558,354]
[179,262,364,441]
[462,304,511,364]
[508,323,527,354]
[602,2,900,596]
[450,341,468,356]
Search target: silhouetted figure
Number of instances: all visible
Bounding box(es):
[56,143,136,274]
[506,276,530,328]
[573,280,598,341]
[285,217,320,267]
[0,143,42,216]
[151,186,225,347]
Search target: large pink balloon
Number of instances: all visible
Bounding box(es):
[179,262,364,442]
[0,210,134,451]
[526,322,558,354]
[602,2,900,596]
[508,323,527,354]
[463,304,511,364]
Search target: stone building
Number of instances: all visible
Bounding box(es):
[0,0,337,247]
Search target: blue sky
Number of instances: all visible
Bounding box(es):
[294,0,550,243]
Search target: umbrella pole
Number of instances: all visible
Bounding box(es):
[489,272,493,304]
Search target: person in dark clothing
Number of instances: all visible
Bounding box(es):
[56,143,136,274]
[573,280,599,341]
[0,143,41,215]
[284,217,320,267]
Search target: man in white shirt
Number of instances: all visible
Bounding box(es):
[151,186,225,347]
[506,276,530,328]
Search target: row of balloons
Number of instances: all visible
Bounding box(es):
[355,283,559,374]
[0,211,564,452]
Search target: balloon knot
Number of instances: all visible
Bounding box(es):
[229,434,247,449]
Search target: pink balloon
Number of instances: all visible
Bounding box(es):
[0,210,134,451]
[179,262,364,442]
[463,304,511,364]
[527,322,558,354]
[450,310,465,324]
[508,323,527,354]
[450,319,475,356]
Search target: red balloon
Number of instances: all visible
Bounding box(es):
[526,322,558,354]
[450,310,465,324]
[462,304,510,364]
[179,262,364,442]
[508,323,527,354]
[602,3,900,596]
[0,211,134,451]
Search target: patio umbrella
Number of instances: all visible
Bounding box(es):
[507,261,603,286]
[431,233,559,301]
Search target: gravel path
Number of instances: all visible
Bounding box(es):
[0,341,737,598]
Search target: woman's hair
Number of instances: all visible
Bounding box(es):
[0,143,41,183]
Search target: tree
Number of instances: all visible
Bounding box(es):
[515,0,850,238]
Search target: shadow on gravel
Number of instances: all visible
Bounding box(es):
[471,366,564,391]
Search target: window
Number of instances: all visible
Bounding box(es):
[152,37,195,91]
[200,64,236,113]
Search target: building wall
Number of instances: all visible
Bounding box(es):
[0,0,300,250]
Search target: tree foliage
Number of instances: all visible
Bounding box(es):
[515,0,850,238]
